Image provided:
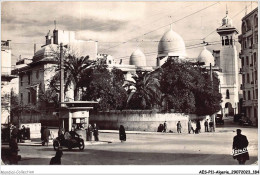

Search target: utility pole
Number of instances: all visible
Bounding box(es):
[59,43,64,128]
[210,63,216,132]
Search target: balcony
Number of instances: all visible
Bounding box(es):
[240,84,244,90]
[253,43,258,49]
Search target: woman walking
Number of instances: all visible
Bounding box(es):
[119,125,126,142]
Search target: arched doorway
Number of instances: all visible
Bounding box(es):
[224,102,234,116]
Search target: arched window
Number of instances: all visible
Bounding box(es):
[226,89,230,99]
[225,36,229,45]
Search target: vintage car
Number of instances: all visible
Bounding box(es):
[53,132,85,151]
[215,114,224,125]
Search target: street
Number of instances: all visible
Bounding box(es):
[1,118,258,165]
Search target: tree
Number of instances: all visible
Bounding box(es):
[81,64,127,111]
[126,71,161,110]
[159,58,222,115]
[194,71,222,116]
[49,53,95,101]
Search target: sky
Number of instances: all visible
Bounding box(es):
[1,1,258,66]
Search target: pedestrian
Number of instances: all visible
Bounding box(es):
[17,127,22,143]
[204,119,209,132]
[119,125,126,142]
[177,121,182,133]
[40,126,45,142]
[188,120,192,134]
[11,125,19,138]
[93,123,99,141]
[43,126,51,146]
[50,148,63,165]
[232,129,249,165]
[21,125,26,140]
[58,127,64,137]
[9,135,20,164]
[196,120,201,133]
[86,124,93,141]
[209,121,214,132]
[163,121,167,133]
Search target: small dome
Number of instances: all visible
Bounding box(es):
[158,27,186,58]
[198,47,215,67]
[129,49,146,66]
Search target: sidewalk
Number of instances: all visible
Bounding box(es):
[99,128,236,134]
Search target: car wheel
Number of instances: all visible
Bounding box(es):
[53,141,59,151]
[79,140,85,150]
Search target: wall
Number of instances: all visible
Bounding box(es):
[90,111,210,133]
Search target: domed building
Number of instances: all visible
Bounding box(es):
[198,46,215,67]
[129,48,147,67]
[157,26,186,66]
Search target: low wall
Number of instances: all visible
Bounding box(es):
[90,111,209,133]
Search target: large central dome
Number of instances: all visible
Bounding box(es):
[158,27,186,58]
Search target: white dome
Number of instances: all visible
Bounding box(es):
[198,47,215,67]
[129,49,146,66]
[158,28,186,58]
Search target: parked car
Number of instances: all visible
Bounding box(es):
[53,132,85,151]
[215,114,224,125]
[239,117,253,126]
[234,113,244,122]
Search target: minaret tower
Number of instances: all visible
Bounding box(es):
[216,8,239,115]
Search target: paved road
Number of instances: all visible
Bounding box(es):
[2,121,258,165]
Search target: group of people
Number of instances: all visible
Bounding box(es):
[157,121,183,134]
[9,124,29,143]
[86,123,99,141]
[203,119,214,132]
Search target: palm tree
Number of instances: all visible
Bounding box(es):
[49,54,95,101]
[64,55,95,101]
[126,71,161,109]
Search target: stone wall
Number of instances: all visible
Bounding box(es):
[90,111,210,133]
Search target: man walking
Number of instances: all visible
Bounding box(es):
[177,121,182,133]
[204,119,209,132]
[188,120,192,134]
[93,123,99,141]
[232,129,249,165]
